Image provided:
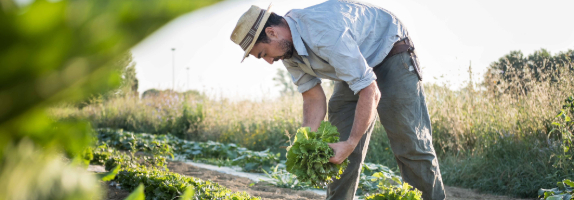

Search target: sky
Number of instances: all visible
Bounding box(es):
[131,0,574,100]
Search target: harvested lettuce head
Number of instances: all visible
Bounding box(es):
[285,121,349,188]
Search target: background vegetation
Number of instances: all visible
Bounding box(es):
[9,0,569,199]
[51,49,574,198]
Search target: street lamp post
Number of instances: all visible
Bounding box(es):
[186,67,190,91]
[171,48,175,91]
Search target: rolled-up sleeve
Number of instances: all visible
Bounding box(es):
[316,29,377,95]
[282,59,322,93]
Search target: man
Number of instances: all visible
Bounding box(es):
[230,1,446,199]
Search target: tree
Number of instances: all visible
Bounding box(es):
[483,49,574,95]
[117,52,139,97]
[76,52,138,108]
[142,88,162,99]
[273,68,296,96]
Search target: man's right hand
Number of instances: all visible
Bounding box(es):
[301,84,327,131]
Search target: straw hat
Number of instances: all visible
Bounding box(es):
[230,3,273,62]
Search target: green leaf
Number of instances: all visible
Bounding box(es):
[124,184,145,200]
[545,196,562,200]
[295,127,310,143]
[98,164,121,181]
[552,122,562,126]
[178,186,194,200]
[563,179,574,187]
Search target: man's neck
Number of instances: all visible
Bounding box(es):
[281,18,293,43]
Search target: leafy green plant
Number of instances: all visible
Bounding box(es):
[115,164,258,200]
[285,121,349,188]
[364,182,422,200]
[232,149,281,172]
[536,96,574,199]
[103,149,136,171]
[262,164,310,190]
[539,179,573,200]
[91,143,112,165]
[357,163,403,196]
[94,146,259,200]
[550,96,574,169]
[97,128,280,172]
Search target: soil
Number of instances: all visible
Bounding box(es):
[443,186,535,200]
[168,161,324,200]
[101,181,131,200]
[94,161,536,200]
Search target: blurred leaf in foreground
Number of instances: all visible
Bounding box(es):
[98,164,121,181]
[0,0,220,199]
[124,184,145,200]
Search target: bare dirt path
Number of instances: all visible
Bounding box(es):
[168,161,324,200]
[444,186,535,200]
[96,161,537,200]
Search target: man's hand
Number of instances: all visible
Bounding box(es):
[328,141,356,164]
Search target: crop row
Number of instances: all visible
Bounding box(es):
[97,128,281,172]
[95,128,413,197]
[92,144,259,200]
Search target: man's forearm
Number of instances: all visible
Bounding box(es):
[302,84,326,131]
[346,81,380,146]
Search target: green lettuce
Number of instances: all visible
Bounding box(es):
[285,121,349,188]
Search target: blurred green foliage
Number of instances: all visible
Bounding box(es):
[0,0,219,199]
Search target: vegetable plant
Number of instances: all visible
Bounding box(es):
[97,128,280,172]
[364,182,422,200]
[539,179,573,200]
[285,121,349,188]
[262,164,310,190]
[358,163,403,196]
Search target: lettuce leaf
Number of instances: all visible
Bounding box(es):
[285,121,349,188]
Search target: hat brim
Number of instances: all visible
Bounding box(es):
[241,3,273,62]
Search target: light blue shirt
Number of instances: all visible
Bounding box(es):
[282,0,409,94]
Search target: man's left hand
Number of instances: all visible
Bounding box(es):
[328,141,356,164]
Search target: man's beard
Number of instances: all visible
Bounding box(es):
[279,39,294,60]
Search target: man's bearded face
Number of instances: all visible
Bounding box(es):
[249,38,294,64]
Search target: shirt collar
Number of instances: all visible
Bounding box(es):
[285,16,308,56]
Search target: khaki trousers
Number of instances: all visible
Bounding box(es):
[326,52,446,200]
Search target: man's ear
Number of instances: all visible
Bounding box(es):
[265,27,277,39]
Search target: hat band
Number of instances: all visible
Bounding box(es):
[239,10,265,51]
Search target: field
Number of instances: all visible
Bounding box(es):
[95,161,533,200]
[1,0,573,199]
[50,48,574,199]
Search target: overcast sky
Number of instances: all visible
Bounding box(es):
[131,0,574,100]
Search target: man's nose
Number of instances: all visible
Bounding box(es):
[264,57,274,64]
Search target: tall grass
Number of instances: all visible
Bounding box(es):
[50,92,303,154]
[50,56,574,198]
